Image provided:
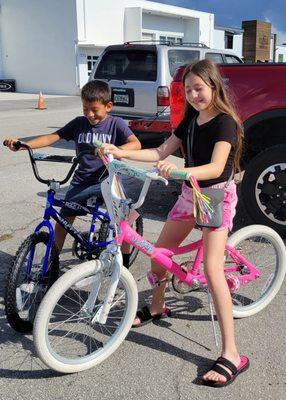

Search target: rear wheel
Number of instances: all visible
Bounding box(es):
[5,232,59,333]
[33,260,138,374]
[226,225,286,318]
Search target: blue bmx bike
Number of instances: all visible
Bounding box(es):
[3,141,143,333]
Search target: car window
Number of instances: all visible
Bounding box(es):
[168,49,200,76]
[94,50,157,81]
[205,52,224,63]
[225,55,242,63]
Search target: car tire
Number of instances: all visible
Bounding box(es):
[241,144,286,237]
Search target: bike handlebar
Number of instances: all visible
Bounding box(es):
[93,138,191,182]
[92,138,191,210]
[3,140,91,186]
[33,153,75,164]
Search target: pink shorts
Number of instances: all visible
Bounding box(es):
[168,180,238,231]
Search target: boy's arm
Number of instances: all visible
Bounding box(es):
[24,132,61,149]
[99,133,181,162]
[118,134,141,151]
[4,132,61,151]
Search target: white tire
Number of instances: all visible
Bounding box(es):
[227,225,286,318]
[33,260,138,373]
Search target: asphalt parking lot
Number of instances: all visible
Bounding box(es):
[0,93,286,400]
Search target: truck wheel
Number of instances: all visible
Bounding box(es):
[241,145,286,237]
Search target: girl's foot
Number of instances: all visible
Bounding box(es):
[132,305,171,328]
[202,353,241,384]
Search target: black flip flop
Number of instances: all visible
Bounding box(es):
[132,305,171,328]
[201,355,250,388]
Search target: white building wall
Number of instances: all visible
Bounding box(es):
[0,0,79,94]
[213,29,225,49]
[213,27,243,57]
[232,34,243,57]
[124,7,142,42]
[183,18,198,44]
[79,0,212,47]
[0,0,214,94]
[206,14,214,48]
[142,13,184,35]
[275,45,286,62]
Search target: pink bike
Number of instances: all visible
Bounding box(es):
[33,151,286,374]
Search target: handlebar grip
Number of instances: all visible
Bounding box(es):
[169,170,190,180]
[3,140,22,150]
[93,138,102,148]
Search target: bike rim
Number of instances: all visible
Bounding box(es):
[226,233,280,311]
[44,272,129,365]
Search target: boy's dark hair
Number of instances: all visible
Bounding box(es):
[81,80,111,104]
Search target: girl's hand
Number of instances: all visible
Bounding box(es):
[156,160,178,179]
[97,143,124,160]
[3,138,22,151]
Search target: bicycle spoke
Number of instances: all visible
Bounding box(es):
[226,228,283,313]
[43,271,131,361]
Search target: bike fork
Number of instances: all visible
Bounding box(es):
[75,273,102,314]
[92,251,122,325]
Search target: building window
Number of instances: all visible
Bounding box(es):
[142,32,155,41]
[278,54,284,62]
[87,55,99,76]
[225,33,234,49]
[159,35,183,45]
[167,36,176,44]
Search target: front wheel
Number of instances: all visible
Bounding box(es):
[5,232,59,333]
[226,225,286,318]
[33,260,138,374]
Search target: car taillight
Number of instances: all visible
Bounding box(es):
[170,81,185,129]
[157,86,170,106]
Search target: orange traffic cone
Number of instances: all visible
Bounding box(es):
[35,92,47,110]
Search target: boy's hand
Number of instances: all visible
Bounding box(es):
[3,138,23,151]
[97,143,124,160]
[156,160,178,179]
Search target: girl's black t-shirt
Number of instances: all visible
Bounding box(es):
[174,113,237,188]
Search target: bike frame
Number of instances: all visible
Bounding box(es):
[6,143,114,281]
[27,189,111,278]
[116,220,260,286]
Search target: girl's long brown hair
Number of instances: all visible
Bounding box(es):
[182,59,244,173]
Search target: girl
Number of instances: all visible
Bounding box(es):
[99,59,249,387]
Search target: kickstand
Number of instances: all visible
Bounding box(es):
[207,288,219,348]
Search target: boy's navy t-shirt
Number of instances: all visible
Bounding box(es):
[57,115,132,185]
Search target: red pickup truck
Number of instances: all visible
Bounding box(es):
[170,63,286,236]
[131,63,286,236]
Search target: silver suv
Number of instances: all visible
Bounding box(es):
[89,42,242,121]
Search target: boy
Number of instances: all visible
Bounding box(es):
[5,80,141,263]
